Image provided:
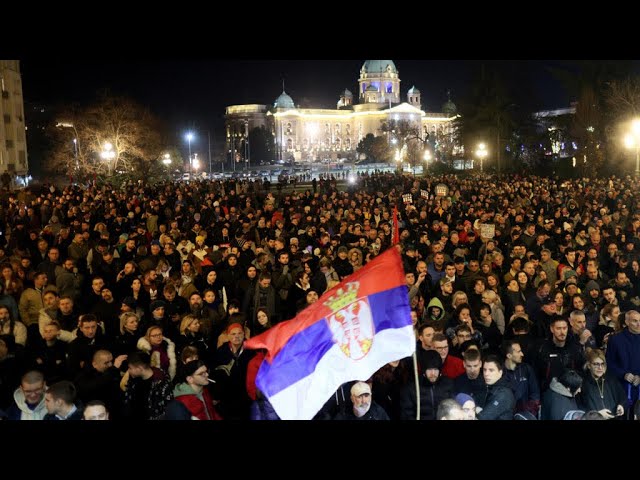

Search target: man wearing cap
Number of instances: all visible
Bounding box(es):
[333,382,389,420]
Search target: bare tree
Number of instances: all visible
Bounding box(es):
[47,93,165,183]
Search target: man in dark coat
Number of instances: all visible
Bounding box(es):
[476,355,516,420]
[333,381,389,420]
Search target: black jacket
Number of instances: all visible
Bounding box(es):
[476,377,516,420]
[399,375,454,421]
[333,401,390,420]
[578,371,627,417]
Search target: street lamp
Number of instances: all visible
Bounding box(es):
[185,132,194,175]
[423,149,431,175]
[624,119,640,175]
[476,143,488,173]
[162,153,171,166]
[100,142,116,176]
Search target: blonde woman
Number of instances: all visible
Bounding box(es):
[137,326,177,380]
[451,291,469,311]
[481,289,506,334]
[348,248,363,273]
[579,349,626,419]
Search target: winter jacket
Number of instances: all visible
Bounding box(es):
[333,401,390,420]
[6,388,47,420]
[137,337,177,380]
[476,377,516,420]
[578,371,627,417]
[503,362,540,415]
[399,375,454,420]
[535,340,585,392]
[541,377,579,420]
[164,383,222,420]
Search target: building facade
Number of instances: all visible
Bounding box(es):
[0,60,28,177]
[225,60,458,165]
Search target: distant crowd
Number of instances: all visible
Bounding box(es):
[0,171,640,420]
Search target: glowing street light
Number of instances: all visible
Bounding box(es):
[476,142,488,173]
[100,141,116,176]
[185,131,194,175]
[423,149,431,175]
[624,119,640,175]
[162,153,172,166]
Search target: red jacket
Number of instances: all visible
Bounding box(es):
[176,388,222,420]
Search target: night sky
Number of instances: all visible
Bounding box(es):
[20,59,575,139]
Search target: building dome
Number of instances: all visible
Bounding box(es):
[341,88,353,97]
[365,84,379,92]
[274,91,295,109]
[408,85,420,94]
[362,60,397,74]
[442,99,457,114]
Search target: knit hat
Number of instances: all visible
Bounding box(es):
[454,393,474,407]
[227,322,244,335]
[421,349,443,371]
[585,280,601,292]
[149,300,166,312]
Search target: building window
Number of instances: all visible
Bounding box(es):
[286,138,293,150]
[335,138,342,150]
[5,140,13,149]
[18,150,26,165]
[346,124,351,135]
[1,91,8,99]
[334,124,341,134]
[3,114,10,124]
[286,123,292,135]
[346,138,351,150]
[324,123,330,135]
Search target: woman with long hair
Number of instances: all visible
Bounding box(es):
[594,303,622,349]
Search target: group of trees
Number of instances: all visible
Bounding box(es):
[46,93,175,185]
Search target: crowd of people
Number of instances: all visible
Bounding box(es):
[1,170,640,420]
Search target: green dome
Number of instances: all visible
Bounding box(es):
[342,88,353,97]
[362,60,397,74]
[442,99,457,114]
[274,91,295,109]
[408,85,420,94]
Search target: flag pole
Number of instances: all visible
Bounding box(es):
[413,351,420,420]
[393,204,420,419]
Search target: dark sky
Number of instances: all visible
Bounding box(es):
[20,59,575,141]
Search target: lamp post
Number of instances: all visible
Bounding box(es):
[476,142,488,173]
[624,119,640,176]
[423,149,431,176]
[185,132,194,176]
[162,153,171,166]
[100,142,116,177]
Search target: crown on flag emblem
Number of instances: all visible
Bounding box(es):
[326,281,375,360]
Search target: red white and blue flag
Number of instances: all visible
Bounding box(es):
[245,248,415,420]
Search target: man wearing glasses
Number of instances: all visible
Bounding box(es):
[6,370,47,420]
[164,361,222,420]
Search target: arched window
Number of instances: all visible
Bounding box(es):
[286,123,292,135]
[346,124,351,135]
[325,123,330,135]
[335,124,341,134]
[335,138,342,150]
[286,138,293,150]
[345,138,351,150]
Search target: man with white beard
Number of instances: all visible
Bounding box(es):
[333,382,389,420]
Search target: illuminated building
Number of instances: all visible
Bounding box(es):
[225,60,458,164]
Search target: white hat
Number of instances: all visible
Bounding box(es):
[351,382,371,397]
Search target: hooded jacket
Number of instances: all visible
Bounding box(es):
[164,383,222,420]
[540,377,579,420]
[6,387,47,420]
[424,297,448,332]
[137,336,177,380]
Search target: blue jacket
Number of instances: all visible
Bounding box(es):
[503,362,540,415]
[606,329,640,405]
[476,377,516,420]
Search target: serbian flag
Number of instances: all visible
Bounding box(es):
[245,248,415,420]
[392,205,400,245]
